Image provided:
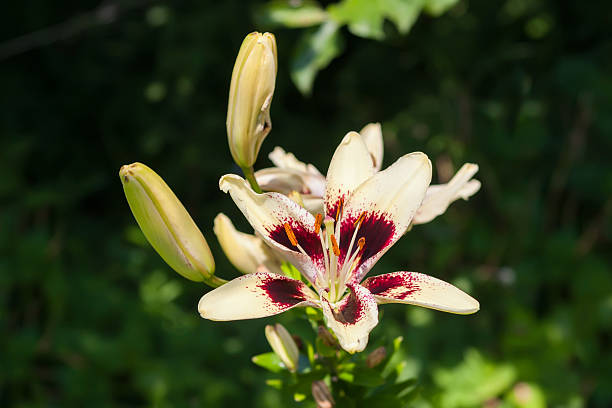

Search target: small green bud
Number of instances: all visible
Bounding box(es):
[120,163,220,285]
[227,32,277,168]
[265,323,299,372]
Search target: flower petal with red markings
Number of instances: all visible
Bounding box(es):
[219,174,324,284]
[362,271,479,314]
[198,272,318,320]
[321,283,379,353]
[324,132,376,219]
[341,152,432,282]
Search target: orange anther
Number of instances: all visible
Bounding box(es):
[354,212,366,227]
[330,234,340,257]
[357,237,365,251]
[283,223,298,246]
[335,198,343,222]
[314,213,323,234]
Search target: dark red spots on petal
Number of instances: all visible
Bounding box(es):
[267,222,324,262]
[330,285,366,325]
[257,276,308,308]
[326,195,345,221]
[363,273,419,300]
[339,211,396,265]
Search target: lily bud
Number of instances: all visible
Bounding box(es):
[227,32,277,169]
[120,162,219,284]
[312,381,335,408]
[265,323,299,372]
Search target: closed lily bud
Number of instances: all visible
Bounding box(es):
[120,162,221,285]
[265,323,299,372]
[366,346,387,368]
[312,380,335,408]
[227,32,277,169]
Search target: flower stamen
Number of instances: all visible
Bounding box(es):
[354,212,365,227]
[357,237,365,251]
[283,222,298,247]
[335,198,343,222]
[330,234,340,257]
[314,213,323,234]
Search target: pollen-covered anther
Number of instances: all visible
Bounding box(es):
[354,212,366,227]
[330,234,340,257]
[335,198,344,222]
[314,213,323,234]
[283,223,298,247]
[357,237,365,251]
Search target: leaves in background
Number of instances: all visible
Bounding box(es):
[254,0,328,29]
[290,20,345,95]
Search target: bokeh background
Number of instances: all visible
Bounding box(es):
[2,0,611,406]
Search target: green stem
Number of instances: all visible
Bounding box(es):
[241,165,263,193]
[204,274,228,288]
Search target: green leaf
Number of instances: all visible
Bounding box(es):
[252,352,286,373]
[290,20,345,95]
[423,0,460,16]
[280,261,302,280]
[328,0,426,39]
[383,0,426,33]
[328,0,386,39]
[434,349,517,407]
[255,0,328,28]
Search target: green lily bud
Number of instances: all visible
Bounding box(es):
[265,323,299,372]
[120,162,224,286]
[227,32,277,169]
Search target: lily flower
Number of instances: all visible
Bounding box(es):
[198,132,479,353]
[256,122,480,225]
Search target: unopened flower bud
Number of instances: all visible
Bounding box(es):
[265,323,299,372]
[227,32,277,169]
[312,380,335,408]
[317,325,338,348]
[120,162,221,285]
[366,346,387,368]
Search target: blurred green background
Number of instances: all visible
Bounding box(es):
[2,0,611,407]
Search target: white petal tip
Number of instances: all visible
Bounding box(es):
[340,131,361,145]
[452,297,480,315]
[464,163,479,173]
[219,174,243,193]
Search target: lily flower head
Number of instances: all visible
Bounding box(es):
[256,122,481,225]
[199,132,479,353]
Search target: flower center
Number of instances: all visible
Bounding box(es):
[283,199,367,303]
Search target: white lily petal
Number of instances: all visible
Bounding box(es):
[219,174,324,284]
[362,271,479,314]
[213,213,283,275]
[302,195,325,215]
[341,152,432,282]
[325,131,376,218]
[268,146,323,177]
[255,167,326,197]
[413,163,480,225]
[321,283,379,353]
[360,122,384,171]
[321,284,378,353]
[199,272,319,320]
[255,168,307,194]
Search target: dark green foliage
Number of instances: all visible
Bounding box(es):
[1,0,611,406]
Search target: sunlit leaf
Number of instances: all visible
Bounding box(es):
[290,20,345,95]
[252,352,286,373]
[255,0,328,28]
[423,0,460,16]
